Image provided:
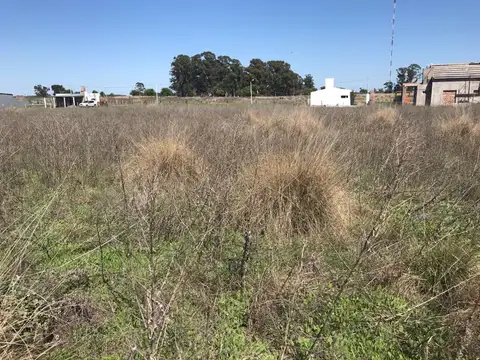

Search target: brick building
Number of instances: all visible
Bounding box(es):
[401,63,480,106]
[423,63,480,105]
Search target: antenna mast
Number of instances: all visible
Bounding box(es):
[389,0,397,83]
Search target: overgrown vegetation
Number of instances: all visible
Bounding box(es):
[0,104,479,359]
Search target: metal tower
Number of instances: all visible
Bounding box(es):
[389,0,397,83]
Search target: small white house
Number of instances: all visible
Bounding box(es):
[310,78,352,107]
[53,89,100,108]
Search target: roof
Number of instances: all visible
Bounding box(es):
[0,93,28,108]
[313,87,352,93]
[424,63,480,81]
[54,93,84,97]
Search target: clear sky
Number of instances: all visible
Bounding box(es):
[2,0,479,95]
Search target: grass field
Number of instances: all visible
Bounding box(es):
[1,104,480,359]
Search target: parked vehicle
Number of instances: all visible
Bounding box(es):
[78,99,98,107]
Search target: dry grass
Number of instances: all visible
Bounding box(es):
[247,107,324,136]
[369,106,398,125]
[123,137,204,190]
[0,104,479,359]
[439,113,480,138]
[234,151,350,236]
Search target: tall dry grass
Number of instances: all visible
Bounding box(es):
[234,151,349,236]
[0,104,479,359]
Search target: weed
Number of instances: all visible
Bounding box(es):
[0,105,479,359]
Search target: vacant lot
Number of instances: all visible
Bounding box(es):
[1,105,479,359]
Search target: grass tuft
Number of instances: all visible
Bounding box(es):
[123,137,204,191]
[369,106,398,125]
[235,151,350,235]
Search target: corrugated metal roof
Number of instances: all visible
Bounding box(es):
[424,63,480,80]
[0,94,29,108]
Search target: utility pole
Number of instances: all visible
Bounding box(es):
[366,77,370,105]
[250,80,253,105]
[245,71,254,105]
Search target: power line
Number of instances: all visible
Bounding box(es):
[336,77,375,85]
[389,0,397,83]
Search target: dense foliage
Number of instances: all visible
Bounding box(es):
[169,51,316,97]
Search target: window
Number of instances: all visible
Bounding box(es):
[442,90,456,105]
[341,95,348,98]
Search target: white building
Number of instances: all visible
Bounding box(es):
[310,78,352,107]
[53,88,100,108]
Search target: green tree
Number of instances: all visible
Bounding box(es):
[143,88,156,96]
[170,52,309,97]
[160,88,174,96]
[100,91,106,97]
[189,51,220,96]
[359,88,369,94]
[92,90,98,94]
[246,58,269,95]
[396,64,422,89]
[34,85,50,97]
[383,81,394,93]
[293,74,304,96]
[130,82,145,96]
[265,60,301,96]
[303,74,315,89]
[51,84,67,95]
[216,55,245,96]
[170,55,195,97]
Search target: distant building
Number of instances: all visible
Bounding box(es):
[53,88,99,108]
[310,78,352,107]
[0,93,28,108]
[402,63,480,106]
[53,93,85,108]
[424,63,480,105]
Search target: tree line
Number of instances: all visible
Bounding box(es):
[32,62,422,98]
[129,82,173,97]
[356,64,423,94]
[33,85,78,97]
[376,64,422,93]
[33,83,174,97]
[169,51,315,97]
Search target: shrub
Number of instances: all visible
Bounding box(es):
[123,137,203,186]
[234,151,350,235]
[296,290,452,360]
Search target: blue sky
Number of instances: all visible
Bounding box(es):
[2,0,479,95]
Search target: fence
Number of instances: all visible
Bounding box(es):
[21,93,396,108]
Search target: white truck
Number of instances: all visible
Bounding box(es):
[78,92,100,107]
[78,99,98,107]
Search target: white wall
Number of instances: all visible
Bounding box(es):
[310,88,352,107]
[325,78,335,89]
[84,92,100,102]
